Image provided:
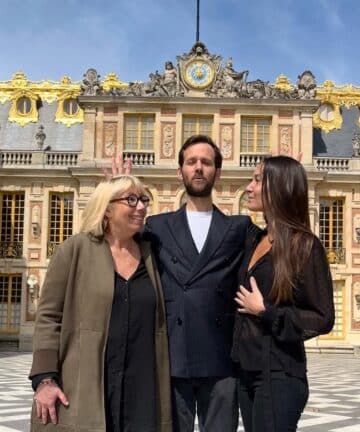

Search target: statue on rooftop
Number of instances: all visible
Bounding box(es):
[81,68,102,96]
[295,71,316,99]
[223,57,249,91]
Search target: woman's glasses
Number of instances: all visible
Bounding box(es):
[110,194,150,208]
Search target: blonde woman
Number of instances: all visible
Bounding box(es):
[29,176,172,432]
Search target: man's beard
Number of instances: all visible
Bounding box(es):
[183,174,216,197]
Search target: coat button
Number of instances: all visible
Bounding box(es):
[215,318,222,328]
[177,317,183,326]
[171,257,178,263]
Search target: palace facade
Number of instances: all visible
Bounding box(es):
[1,42,359,351]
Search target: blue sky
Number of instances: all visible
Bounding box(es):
[1,0,359,86]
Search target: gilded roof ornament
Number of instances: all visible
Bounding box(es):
[314,80,360,132]
[274,74,293,92]
[61,76,72,85]
[0,72,83,126]
[11,71,28,87]
[103,73,128,92]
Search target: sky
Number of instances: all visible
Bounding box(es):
[1,0,359,86]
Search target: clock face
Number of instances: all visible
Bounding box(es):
[184,60,215,89]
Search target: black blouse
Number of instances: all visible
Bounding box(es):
[231,225,335,377]
[105,259,157,432]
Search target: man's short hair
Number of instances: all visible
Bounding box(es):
[178,135,223,169]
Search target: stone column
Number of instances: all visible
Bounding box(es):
[81,106,97,162]
[299,110,314,165]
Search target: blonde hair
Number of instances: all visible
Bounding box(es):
[80,175,147,237]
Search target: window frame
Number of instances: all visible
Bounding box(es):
[240,116,272,153]
[182,115,214,142]
[47,192,74,257]
[319,197,345,264]
[123,114,155,151]
[0,192,25,258]
[0,274,22,334]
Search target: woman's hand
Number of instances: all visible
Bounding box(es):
[34,381,69,424]
[102,154,132,180]
[235,276,266,316]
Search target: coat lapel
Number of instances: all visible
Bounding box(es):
[186,206,232,283]
[164,205,199,268]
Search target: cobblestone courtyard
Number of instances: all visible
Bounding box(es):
[0,352,359,432]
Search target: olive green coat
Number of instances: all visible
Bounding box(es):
[30,233,172,432]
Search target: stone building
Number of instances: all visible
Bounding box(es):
[0,42,359,351]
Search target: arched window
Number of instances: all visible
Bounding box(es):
[16,96,31,114]
[63,98,79,116]
[318,103,335,122]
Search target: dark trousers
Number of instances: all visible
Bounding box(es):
[237,370,309,432]
[171,376,238,432]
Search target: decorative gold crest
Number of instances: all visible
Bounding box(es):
[314,80,360,133]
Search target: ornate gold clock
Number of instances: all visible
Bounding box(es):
[184,60,215,89]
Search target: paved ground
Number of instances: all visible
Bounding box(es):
[0,352,359,432]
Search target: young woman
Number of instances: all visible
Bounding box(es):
[231,156,335,432]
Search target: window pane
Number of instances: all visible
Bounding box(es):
[48,193,74,256]
[0,192,25,257]
[241,117,271,153]
[141,116,155,150]
[183,116,213,142]
[63,98,78,115]
[124,115,154,151]
[16,97,31,114]
[319,197,344,263]
[0,275,22,333]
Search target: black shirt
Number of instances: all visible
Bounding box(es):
[232,225,335,377]
[105,259,157,432]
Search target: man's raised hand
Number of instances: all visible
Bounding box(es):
[102,154,132,180]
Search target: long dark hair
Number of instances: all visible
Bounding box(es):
[261,156,313,304]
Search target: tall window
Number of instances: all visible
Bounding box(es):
[241,117,271,153]
[319,198,344,263]
[0,192,25,258]
[321,281,344,339]
[0,274,22,334]
[124,114,155,151]
[182,116,213,142]
[48,193,74,257]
